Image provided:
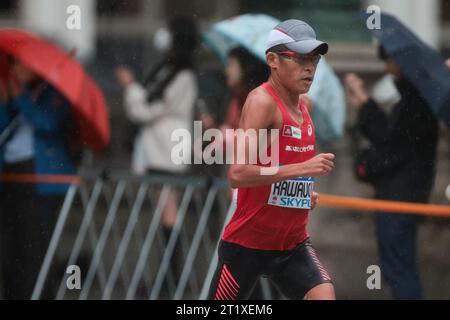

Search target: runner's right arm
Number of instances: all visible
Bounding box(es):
[228,90,335,189]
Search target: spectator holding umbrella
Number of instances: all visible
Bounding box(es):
[0,28,109,300]
[344,45,440,299]
[344,13,450,300]
[0,57,77,299]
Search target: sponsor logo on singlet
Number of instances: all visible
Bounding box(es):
[285,145,315,153]
[282,125,301,140]
[268,177,314,209]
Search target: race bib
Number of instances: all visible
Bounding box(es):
[267,177,314,209]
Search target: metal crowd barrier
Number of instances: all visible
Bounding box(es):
[29,170,276,300]
[24,169,450,300]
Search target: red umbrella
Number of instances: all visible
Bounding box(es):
[0,28,110,153]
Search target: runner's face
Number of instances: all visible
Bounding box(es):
[276,51,319,94]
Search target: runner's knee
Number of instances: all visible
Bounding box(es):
[304,283,335,300]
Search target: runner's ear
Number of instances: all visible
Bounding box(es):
[266,51,279,69]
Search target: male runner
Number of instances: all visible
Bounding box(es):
[208,20,336,300]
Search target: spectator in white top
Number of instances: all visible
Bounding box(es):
[115,17,198,287]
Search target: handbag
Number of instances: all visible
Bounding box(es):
[354,147,379,184]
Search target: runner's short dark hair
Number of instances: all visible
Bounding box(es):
[265,44,321,56]
[265,44,289,54]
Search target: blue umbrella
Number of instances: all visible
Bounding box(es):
[365,12,450,126]
[203,14,346,144]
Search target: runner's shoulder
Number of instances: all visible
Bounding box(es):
[242,86,278,117]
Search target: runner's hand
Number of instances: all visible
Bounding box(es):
[299,153,335,177]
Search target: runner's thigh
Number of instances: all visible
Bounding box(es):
[271,239,333,299]
[208,241,262,300]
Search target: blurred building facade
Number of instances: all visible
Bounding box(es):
[1,0,449,64]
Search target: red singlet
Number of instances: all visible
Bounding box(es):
[222,82,317,251]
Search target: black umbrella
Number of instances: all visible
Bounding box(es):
[364,12,450,126]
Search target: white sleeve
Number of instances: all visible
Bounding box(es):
[123,71,197,124]
[123,82,166,124]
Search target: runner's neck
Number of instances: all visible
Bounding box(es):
[267,77,300,112]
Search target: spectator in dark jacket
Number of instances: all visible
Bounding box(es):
[344,45,439,300]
